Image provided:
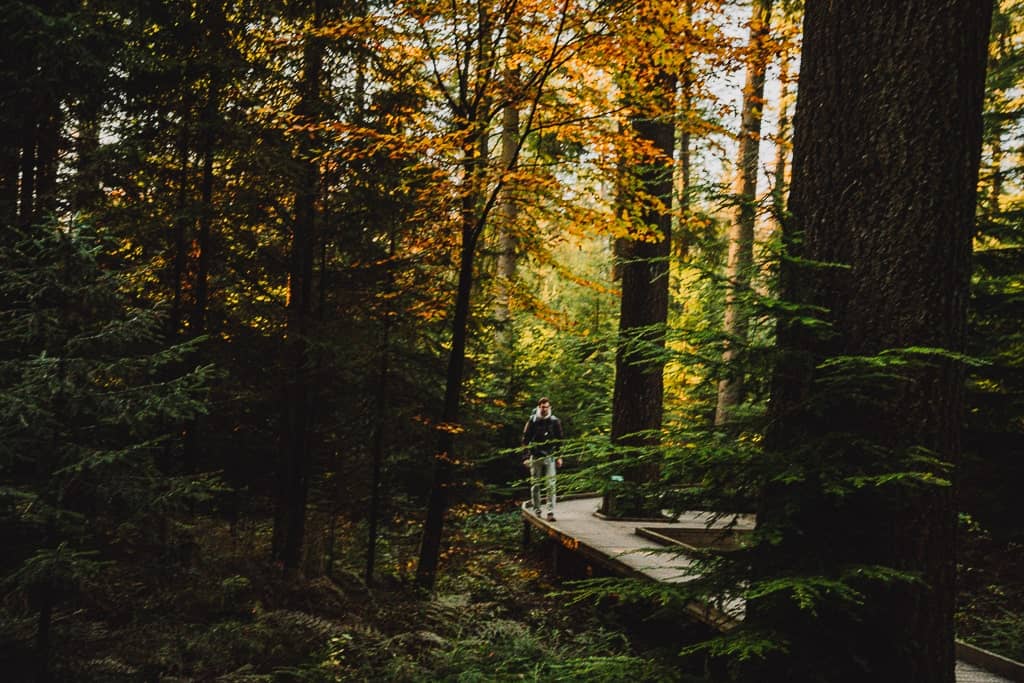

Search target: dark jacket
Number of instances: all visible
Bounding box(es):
[522,410,563,459]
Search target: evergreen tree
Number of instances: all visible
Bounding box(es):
[0,224,213,679]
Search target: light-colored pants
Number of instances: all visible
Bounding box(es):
[530,456,557,515]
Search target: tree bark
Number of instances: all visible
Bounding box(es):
[18,104,37,228]
[365,222,395,586]
[0,79,19,227]
[191,92,216,337]
[673,0,694,261]
[494,18,520,355]
[72,99,102,216]
[749,2,992,681]
[417,107,488,590]
[416,222,479,590]
[191,1,226,338]
[274,9,323,575]
[34,93,61,220]
[610,69,675,490]
[715,0,773,426]
[493,96,519,352]
[0,125,18,228]
[170,124,191,340]
[770,50,791,223]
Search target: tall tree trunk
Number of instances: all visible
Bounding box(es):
[673,0,694,261]
[34,94,61,220]
[416,0,501,590]
[416,222,479,590]
[417,108,488,590]
[609,69,675,495]
[72,99,102,215]
[191,96,215,337]
[170,124,191,340]
[274,10,324,575]
[0,125,18,228]
[494,101,519,352]
[988,129,1002,216]
[715,0,773,426]
[18,105,37,228]
[365,320,389,585]
[365,215,394,585]
[748,2,992,681]
[34,585,52,683]
[0,77,19,227]
[183,3,225,475]
[985,3,1009,218]
[494,18,520,356]
[191,1,226,338]
[771,51,791,223]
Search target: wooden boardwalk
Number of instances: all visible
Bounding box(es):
[522,495,1020,683]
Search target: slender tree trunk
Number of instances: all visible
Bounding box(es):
[672,0,695,262]
[191,1,226,338]
[365,215,395,585]
[0,75,19,227]
[771,51,791,223]
[494,102,519,350]
[986,4,1008,218]
[184,3,226,476]
[191,100,215,337]
[275,14,323,575]
[416,224,479,590]
[417,118,488,591]
[414,0,543,589]
[988,131,1002,216]
[19,105,37,228]
[181,94,215,476]
[72,100,102,215]
[365,319,389,585]
[494,19,520,354]
[715,0,773,426]
[170,125,191,339]
[0,126,18,227]
[34,94,60,220]
[748,2,992,680]
[34,587,52,683]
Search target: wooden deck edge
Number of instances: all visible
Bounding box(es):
[956,640,1024,682]
[521,503,739,632]
[559,491,604,502]
[592,510,677,523]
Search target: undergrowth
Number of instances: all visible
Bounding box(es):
[3,505,1020,680]
[1,505,698,682]
[956,514,1024,662]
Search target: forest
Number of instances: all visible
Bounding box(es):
[1,0,1022,681]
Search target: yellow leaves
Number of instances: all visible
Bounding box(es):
[313,16,379,41]
[106,187,127,208]
[409,302,448,323]
[551,261,620,297]
[436,422,466,435]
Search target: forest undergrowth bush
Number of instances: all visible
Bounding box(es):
[956,514,1024,661]
[4,485,1022,679]
[3,503,708,681]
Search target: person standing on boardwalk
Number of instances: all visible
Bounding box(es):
[522,397,564,521]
